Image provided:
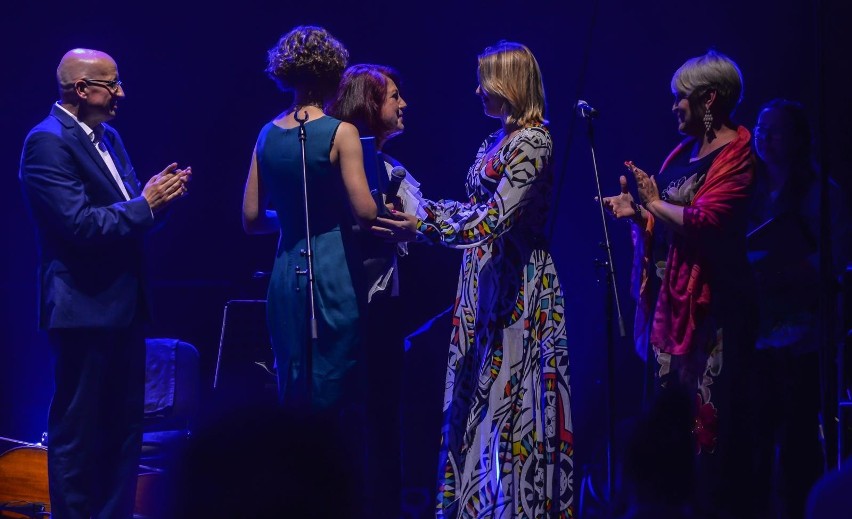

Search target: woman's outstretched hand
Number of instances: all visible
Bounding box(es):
[602,175,638,220]
[369,207,418,242]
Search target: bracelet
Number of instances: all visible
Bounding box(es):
[629,201,645,223]
[630,200,640,214]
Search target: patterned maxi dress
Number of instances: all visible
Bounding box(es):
[418,125,573,518]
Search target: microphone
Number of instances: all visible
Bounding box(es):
[575,99,599,118]
[385,166,407,200]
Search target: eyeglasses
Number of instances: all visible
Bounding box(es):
[82,78,123,93]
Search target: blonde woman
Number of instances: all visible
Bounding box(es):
[396,41,573,518]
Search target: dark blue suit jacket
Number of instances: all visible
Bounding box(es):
[19,105,155,330]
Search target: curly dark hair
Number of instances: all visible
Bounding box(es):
[266,25,349,100]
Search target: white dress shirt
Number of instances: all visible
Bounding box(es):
[55,103,131,200]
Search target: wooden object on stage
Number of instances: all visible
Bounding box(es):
[0,445,49,518]
[0,444,167,518]
[134,471,166,519]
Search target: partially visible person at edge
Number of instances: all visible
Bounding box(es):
[19,47,191,518]
[328,63,425,519]
[747,98,850,519]
[603,49,762,519]
[386,41,574,518]
[241,25,384,517]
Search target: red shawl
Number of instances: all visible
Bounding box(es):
[632,125,755,356]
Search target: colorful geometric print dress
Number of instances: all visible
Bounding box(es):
[418,125,574,518]
[255,115,367,412]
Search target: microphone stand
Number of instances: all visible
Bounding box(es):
[580,103,626,506]
[294,110,318,410]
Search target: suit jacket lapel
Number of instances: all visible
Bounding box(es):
[51,106,129,200]
[101,136,138,198]
[76,126,128,200]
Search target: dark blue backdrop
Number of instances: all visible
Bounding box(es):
[2,0,849,515]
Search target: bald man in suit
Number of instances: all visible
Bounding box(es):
[19,48,191,518]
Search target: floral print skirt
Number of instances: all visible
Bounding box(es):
[653,330,723,455]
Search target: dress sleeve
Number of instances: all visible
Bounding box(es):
[417,126,552,249]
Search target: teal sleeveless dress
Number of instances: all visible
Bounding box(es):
[255,115,367,412]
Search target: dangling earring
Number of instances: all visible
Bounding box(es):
[703,109,713,135]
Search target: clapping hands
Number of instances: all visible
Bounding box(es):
[627,161,660,208]
[142,162,192,214]
[602,161,659,223]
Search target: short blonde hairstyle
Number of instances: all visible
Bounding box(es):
[477,41,547,127]
[671,49,743,116]
[266,25,349,99]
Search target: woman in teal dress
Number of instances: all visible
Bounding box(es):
[241,25,378,413]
